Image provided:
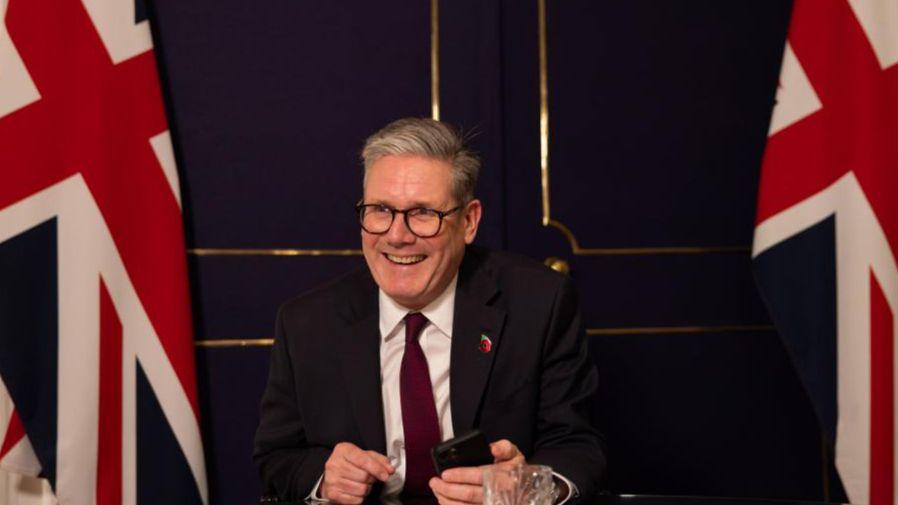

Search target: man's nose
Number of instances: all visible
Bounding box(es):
[385,213,416,244]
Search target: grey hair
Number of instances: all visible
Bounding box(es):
[361,118,480,204]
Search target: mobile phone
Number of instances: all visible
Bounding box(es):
[431,430,494,475]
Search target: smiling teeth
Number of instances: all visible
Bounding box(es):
[386,254,425,265]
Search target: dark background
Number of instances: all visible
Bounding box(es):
[145,1,843,503]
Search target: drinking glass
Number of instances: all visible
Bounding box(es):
[482,464,557,505]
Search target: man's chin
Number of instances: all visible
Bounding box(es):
[384,291,427,309]
[373,266,442,308]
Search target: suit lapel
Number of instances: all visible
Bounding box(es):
[335,272,387,454]
[450,251,507,433]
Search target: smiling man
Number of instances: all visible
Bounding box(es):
[254,118,605,504]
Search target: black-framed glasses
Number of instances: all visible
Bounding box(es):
[356,203,462,238]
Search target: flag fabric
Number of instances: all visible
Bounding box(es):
[0,0,207,503]
[1,389,54,505]
[753,1,898,504]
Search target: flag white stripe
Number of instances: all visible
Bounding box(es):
[767,42,822,136]
[847,0,898,70]
[0,0,41,120]
[834,195,872,504]
[79,0,152,64]
[56,178,102,505]
[149,131,182,210]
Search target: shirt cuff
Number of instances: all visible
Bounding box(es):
[552,471,579,505]
[306,474,329,503]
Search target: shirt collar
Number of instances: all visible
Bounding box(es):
[379,274,458,342]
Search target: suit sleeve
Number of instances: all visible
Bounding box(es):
[528,275,607,501]
[253,305,331,500]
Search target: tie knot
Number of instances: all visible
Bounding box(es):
[404,312,429,343]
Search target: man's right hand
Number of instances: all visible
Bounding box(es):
[320,442,395,504]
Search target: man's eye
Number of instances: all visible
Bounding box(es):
[372,205,392,214]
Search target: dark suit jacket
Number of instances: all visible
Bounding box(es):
[253,246,605,502]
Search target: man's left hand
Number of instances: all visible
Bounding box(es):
[428,439,525,505]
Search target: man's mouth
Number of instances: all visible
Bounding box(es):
[384,253,426,265]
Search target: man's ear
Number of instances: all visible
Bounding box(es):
[462,199,482,244]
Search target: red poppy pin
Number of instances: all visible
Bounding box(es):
[479,334,492,353]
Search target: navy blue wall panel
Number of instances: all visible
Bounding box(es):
[546,1,789,248]
[590,330,822,498]
[570,254,770,329]
[188,255,365,341]
[152,0,431,249]
[196,347,271,504]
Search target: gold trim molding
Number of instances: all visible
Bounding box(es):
[431,0,440,120]
[587,324,774,336]
[538,0,551,225]
[188,248,361,257]
[536,0,746,257]
[194,324,775,347]
[195,338,275,348]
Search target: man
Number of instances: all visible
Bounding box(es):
[254,118,605,504]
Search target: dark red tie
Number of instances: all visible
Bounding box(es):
[400,312,441,500]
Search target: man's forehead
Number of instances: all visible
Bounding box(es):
[367,154,453,176]
[364,156,454,202]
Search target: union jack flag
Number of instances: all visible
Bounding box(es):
[0,0,207,503]
[753,1,898,504]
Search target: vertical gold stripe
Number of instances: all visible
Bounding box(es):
[431,0,440,120]
[821,434,831,502]
[538,0,550,225]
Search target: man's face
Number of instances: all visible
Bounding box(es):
[361,154,481,310]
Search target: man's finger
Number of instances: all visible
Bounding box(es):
[329,442,371,481]
[333,441,364,458]
[430,477,483,503]
[433,490,477,505]
[365,450,395,475]
[322,479,365,504]
[429,477,471,505]
[329,490,364,505]
[432,489,474,505]
[331,459,373,483]
[489,439,519,462]
[334,478,371,498]
[345,450,391,481]
[440,466,484,485]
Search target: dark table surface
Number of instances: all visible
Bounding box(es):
[596,495,840,505]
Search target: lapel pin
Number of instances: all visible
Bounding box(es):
[479,334,492,354]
